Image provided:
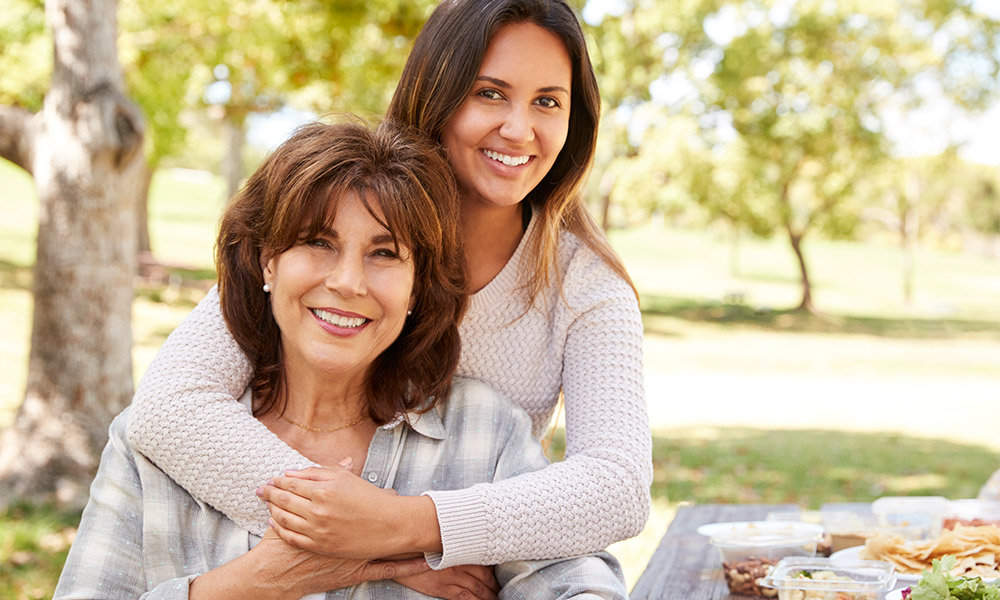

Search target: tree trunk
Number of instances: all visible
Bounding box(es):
[223,111,246,200]
[729,220,741,277]
[786,226,814,313]
[0,0,145,509]
[901,170,921,307]
[598,169,616,232]
[777,174,815,313]
[137,163,154,257]
[901,205,918,307]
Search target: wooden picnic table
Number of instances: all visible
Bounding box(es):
[630,502,873,600]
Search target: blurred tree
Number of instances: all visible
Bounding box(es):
[118,2,200,263]
[858,150,969,305]
[0,0,145,507]
[158,0,432,201]
[577,0,704,229]
[668,0,1000,312]
[2,0,434,267]
[964,166,1000,242]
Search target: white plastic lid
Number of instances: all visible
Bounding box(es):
[699,521,825,548]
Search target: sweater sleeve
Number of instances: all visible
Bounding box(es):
[443,386,628,599]
[425,258,652,567]
[125,286,316,535]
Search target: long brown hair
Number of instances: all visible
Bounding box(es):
[387,0,636,303]
[216,119,467,424]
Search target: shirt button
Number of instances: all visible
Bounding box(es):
[367,472,378,483]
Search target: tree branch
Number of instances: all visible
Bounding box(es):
[0,106,38,175]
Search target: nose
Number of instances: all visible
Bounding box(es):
[498,104,535,144]
[325,253,367,298]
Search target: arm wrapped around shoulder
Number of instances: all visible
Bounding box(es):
[126,287,315,535]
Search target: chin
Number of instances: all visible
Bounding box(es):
[481,191,530,209]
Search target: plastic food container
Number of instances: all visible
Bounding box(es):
[759,557,897,600]
[766,511,866,556]
[943,499,1000,529]
[703,521,825,597]
[871,496,947,539]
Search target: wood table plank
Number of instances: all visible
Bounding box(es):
[630,503,798,600]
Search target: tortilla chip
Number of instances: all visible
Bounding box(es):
[860,525,1000,577]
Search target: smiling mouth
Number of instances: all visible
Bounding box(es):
[311,308,369,328]
[482,149,530,167]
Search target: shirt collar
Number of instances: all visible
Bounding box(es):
[380,405,447,440]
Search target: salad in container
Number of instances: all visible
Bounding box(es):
[759,557,896,600]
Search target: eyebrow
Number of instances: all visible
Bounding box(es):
[476,76,569,96]
[304,227,396,245]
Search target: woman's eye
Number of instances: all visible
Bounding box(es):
[536,96,560,109]
[305,238,330,249]
[477,89,503,101]
[372,248,400,259]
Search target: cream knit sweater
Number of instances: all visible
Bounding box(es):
[126,215,652,569]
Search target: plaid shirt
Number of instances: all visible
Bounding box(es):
[54,378,627,599]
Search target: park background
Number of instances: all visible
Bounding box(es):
[2,0,1000,597]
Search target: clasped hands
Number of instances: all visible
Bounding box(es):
[257,460,498,600]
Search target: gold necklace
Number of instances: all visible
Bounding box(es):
[279,412,368,433]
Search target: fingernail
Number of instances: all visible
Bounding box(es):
[338,457,353,468]
[265,479,274,486]
[268,517,276,528]
[255,487,263,497]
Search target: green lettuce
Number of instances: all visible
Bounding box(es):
[910,556,1000,600]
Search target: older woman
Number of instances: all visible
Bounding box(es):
[53,120,626,599]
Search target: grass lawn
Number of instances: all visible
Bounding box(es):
[2,159,1000,596]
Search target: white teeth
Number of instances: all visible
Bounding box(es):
[312,308,367,328]
[483,149,529,166]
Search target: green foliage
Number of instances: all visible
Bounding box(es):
[119,2,201,164]
[0,0,49,110]
[0,503,80,600]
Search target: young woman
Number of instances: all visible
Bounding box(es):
[56,119,626,600]
[126,0,651,582]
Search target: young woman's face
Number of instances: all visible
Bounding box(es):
[441,22,572,211]
[262,191,415,382]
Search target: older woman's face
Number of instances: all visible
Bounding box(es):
[262,191,415,382]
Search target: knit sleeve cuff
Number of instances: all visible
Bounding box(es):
[422,487,490,569]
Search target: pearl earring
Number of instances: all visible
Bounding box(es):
[407,310,412,316]
[263,283,271,293]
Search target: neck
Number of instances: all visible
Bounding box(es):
[461,201,526,292]
[275,355,370,430]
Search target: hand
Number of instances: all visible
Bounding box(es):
[395,565,499,600]
[190,528,430,600]
[258,464,439,557]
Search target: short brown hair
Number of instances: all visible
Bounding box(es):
[216,118,466,424]
[387,0,636,302]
